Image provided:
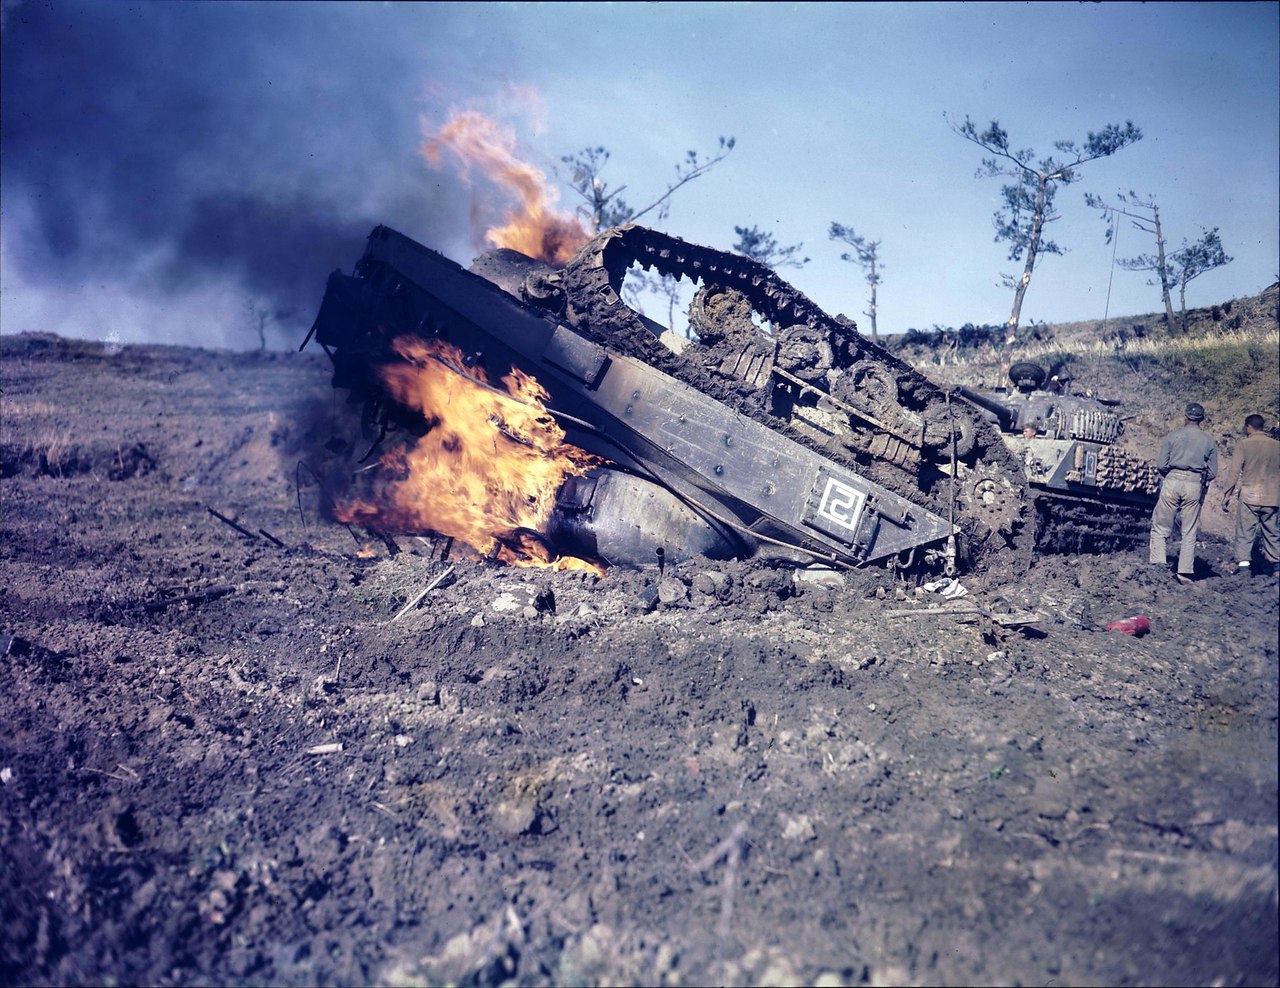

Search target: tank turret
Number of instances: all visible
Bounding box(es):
[958,362,1160,552]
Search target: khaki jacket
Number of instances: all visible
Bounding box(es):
[1224,432,1280,507]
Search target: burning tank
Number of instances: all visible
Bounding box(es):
[306,224,1034,580]
[957,362,1160,552]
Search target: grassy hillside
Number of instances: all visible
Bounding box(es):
[888,283,1279,444]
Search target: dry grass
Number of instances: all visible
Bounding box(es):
[899,285,1279,436]
[1,398,64,422]
[944,326,1278,368]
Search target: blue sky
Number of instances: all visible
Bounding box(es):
[2,1,1276,348]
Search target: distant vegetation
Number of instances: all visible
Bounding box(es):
[829,223,883,342]
[568,116,1238,346]
[731,225,809,270]
[888,283,1280,443]
[947,114,1143,335]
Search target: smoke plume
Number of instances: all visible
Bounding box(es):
[1,2,474,348]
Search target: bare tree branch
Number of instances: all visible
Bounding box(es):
[830,222,882,341]
[947,112,1142,334]
[561,137,735,234]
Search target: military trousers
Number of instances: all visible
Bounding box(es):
[1149,472,1204,576]
[1233,500,1280,565]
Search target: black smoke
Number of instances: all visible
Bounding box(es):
[1,1,472,347]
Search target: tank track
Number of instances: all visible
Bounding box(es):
[1034,490,1153,554]
[540,225,1034,580]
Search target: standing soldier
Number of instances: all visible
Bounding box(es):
[1221,414,1280,576]
[1149,402,1218,585]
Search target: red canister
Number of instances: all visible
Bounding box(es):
[1105,615,1150,636]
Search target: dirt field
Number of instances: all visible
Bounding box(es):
[2,332,1277,987]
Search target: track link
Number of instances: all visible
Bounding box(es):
[1034,491,1153,554]
[549,225,1034,579]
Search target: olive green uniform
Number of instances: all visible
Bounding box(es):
[1149,423,1218,576]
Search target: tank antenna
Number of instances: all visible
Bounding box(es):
[1094,209,1122,393]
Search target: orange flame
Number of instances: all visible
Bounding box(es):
[421,110,589,264]
[337,337,604,574]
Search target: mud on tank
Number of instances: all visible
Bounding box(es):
[958,361,1160,553]
[307,224,1039,581]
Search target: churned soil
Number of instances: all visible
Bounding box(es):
[2,333,1276,987]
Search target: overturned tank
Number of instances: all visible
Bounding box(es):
[958,362,1160,552]
[306,224,1034,580]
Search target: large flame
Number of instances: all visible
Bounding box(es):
[421,110,589,264]
[337,337,604,573]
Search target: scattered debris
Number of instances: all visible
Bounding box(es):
[923,577,969,600]
[305,742,344,756]
[1106,615,1151,637]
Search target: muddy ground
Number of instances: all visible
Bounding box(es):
[1,333,1276,987]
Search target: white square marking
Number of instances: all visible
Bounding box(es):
[816,477,866,532]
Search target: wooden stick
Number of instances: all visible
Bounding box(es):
[296,461,362,543]
[295,461,309,531]
[690,820,749,874]
[257,528,286,548]
[881,605,982,617]
[716,824,744,943]
[120,585,235,614]
[391,564,456,621]
[881,604,1042,627]
[206,506,257,540]
[80,767,137,784]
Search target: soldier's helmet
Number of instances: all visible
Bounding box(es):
[1184,402,1205,421]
